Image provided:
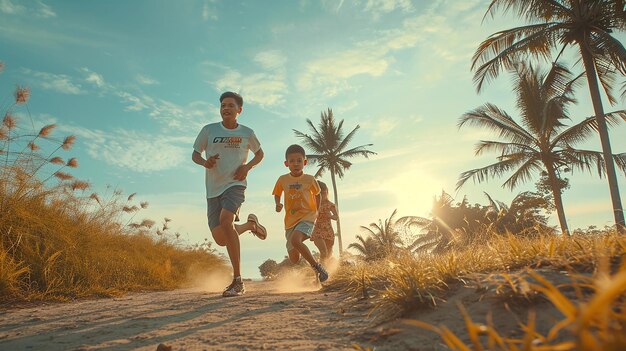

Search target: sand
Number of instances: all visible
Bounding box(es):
[0,279,375,351]
[0,268,576,350]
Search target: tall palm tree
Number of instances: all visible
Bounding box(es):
[294,108,376,253]
[458,63,626,234]
[472,0,626,230]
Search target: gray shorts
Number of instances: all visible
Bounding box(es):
[285,220,314,251]
[207,185,245,230]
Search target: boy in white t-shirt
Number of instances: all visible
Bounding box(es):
[192,91,266,297]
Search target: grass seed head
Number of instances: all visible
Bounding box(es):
[61,135,76,150]
[49,157,64,165]
[14,85,30,104]
[38,124,56,137]
[3,113,16,129]
[54,171,73,181]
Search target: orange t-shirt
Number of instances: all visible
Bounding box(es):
[272,173,320,229]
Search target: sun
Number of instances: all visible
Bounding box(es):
[386,169,439,218]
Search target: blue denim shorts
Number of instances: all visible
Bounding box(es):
[206,185,245,230]
[285,220,314,251]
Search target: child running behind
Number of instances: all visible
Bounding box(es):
[310,181,338,266]
[272,144,329,282]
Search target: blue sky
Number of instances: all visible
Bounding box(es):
[1,0,625,279]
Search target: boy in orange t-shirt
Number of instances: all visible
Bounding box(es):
[272,144,329,282]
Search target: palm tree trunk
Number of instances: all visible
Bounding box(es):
[546,162,570,235]
[579,44,625,233]
[330,169,343,254]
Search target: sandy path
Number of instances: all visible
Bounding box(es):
[0,281,376,351]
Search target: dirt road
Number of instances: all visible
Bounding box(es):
[0,280,379,351]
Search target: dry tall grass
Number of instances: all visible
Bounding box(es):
[1,66,226,302]
[333,231,626,350]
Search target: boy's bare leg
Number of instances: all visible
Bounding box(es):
[210,209,242,277]
[288,249,301,264]
[290,231,317,267]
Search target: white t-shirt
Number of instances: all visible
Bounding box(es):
[193,122,261,198]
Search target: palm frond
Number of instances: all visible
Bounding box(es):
[557,147,606,177]
[474,140,537,157]
[472,23,560,92]
[456,156,529,190]
[550,116,598,148]
[593,55,620,106]
[459,103,535,144]
[614,153,626,176]
[502,157,543,189]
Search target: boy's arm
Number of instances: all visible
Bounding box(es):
[274,195,283,212]
[192,150,219,169]
[234,147,264,181]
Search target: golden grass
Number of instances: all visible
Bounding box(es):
[334,232,626,350]
[0,81,227,302]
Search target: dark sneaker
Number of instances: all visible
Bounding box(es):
[314,263,329,283]
[247,214,267,240]
[222,279,245,297]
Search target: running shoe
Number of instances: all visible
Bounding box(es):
[314,263,329,283]
[247,214,267,240]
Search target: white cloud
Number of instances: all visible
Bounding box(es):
[77,67,209,130]
[0,0,24,14]
[364,0,414,19]
[61,125,187,172]
[297,25,419,95]
[136,74,159,85]
[22,68,84,95]
[116,91,149,111]
[215,70,287,107]
[96,130,187,172]
[0,0,56,17]
[254,50,287,70]
[81,67,106,88]
[36,1,55,18]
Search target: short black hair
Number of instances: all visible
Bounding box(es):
[285,144,306,159]
[318,181,328,192]
[220,91,243,107]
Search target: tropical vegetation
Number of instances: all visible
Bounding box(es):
[472,0,626,230]
[457,63,626,235]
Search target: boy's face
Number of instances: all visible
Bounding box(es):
[220,97,242,122]
[285,152,307,176]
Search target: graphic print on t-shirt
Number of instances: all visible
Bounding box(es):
[213,136,243,149]
[287,182,308,215]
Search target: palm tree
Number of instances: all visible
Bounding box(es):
[348,234,384,261]
[483,191,553,235]
[458,63,626,235]
[359,209,405,256]
[398,191,487,254]
[472,0,626,230]
[294,108,376,253]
